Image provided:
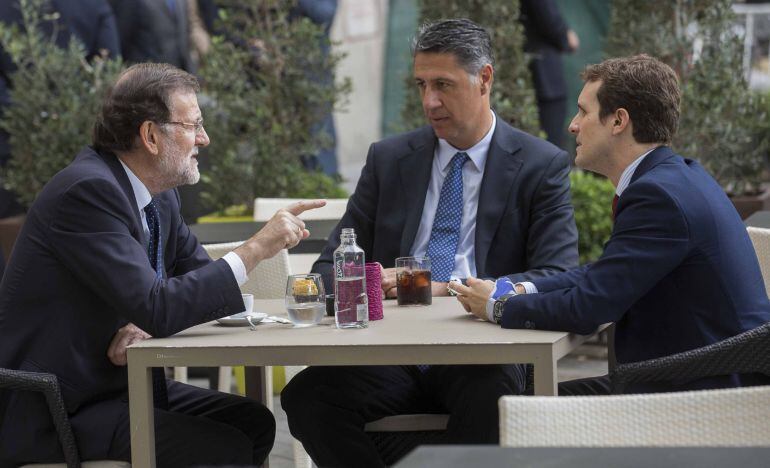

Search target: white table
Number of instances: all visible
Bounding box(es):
[127,297,599,467]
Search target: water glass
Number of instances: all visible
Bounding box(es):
[285,273,326,327]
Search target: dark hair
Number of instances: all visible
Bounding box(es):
[411,18,494,75]
[92,63,200,152]
[582,54,681,144]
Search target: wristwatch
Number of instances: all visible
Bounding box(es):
[493,292,516,324]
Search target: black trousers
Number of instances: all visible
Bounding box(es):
[107,380,276,467]
[558,374,612,396]
[281,364,527,468]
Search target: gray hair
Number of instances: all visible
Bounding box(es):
[411,18,494,77]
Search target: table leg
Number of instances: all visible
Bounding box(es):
[128,363,155,468]
[533,352,558,396]
[245,366,273,468]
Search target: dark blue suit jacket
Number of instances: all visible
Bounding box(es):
[312,117,579,288]
[0,147,243,464]
[501,147,770,390]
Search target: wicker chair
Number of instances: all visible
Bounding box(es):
[610,321,770,394]
[747,227,770,295]
[0,367,129,468]
[499,385,770,447]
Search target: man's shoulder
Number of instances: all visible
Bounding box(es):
[35,147,124,205]
[492,120,568,173]
[371,125,435,154]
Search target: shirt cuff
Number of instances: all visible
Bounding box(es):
[223,251,248,286]
[486,297,496,323]
[518,281,539,294]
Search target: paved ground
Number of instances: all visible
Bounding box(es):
[188,341,608,468]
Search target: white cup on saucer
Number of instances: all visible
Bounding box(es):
[241,293,254,314]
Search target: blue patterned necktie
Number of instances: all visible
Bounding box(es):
[426,152,470,282]
[143,199,168,410]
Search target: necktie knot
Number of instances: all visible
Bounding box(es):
[450,152,470,171]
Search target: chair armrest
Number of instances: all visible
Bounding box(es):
[610,322,770,393]
[0,368,81,468]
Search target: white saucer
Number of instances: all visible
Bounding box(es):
[216,312,268,327]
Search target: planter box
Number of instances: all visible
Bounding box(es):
[731,190,770,220]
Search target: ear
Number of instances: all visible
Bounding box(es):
[479,63,494,95]
[611,108,630,135]
[139,120,161,156]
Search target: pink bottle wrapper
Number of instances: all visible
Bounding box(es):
[365,262,384,320]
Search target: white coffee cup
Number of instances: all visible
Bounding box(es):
[241,293,254,314]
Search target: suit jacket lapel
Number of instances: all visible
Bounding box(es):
[398,127,436,256]
[475,118,523,277]
[98,149,147,247]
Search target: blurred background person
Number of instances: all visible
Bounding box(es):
[520,0,579,149]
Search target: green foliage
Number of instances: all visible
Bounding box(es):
[400,0,540,136]
[606,0,770,195]
[569,170,615,264]
[0,0,122,207]
[199,0,351,213]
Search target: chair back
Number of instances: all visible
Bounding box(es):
[611,322,770,393]
[747,227,770,296]
[203,242,291,299]
[499,385,770,447]
[253,198,348,221]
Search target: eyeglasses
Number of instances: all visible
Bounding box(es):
[163,120,205,135]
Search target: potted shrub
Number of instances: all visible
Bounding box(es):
[0,0,122,256]
[606,0,770,219]
[197,0,351,217]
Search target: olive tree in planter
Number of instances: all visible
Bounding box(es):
[0,0,122,209]
[198,0,350,216]
[606,0,770,218]
[401,0,541,136]
[0,0,121,257]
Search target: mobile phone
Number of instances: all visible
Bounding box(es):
[446,279,464,296]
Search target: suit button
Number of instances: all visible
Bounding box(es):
[524,320,535,329]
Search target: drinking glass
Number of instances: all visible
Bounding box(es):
[285,273,326,326]
[396,256,432,306]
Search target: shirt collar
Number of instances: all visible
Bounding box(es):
[616,147,659,197]
[118,158,152,211]
[436,109,496,174]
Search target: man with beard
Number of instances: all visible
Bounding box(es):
[0,63,325,466]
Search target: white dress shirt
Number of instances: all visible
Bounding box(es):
[410,110,497,280]
[118,159,248,285]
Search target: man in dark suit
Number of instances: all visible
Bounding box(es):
[109,0,195,73]
[456,54,770,394]
[281,19,578,468]
[0,63,325,466]
[520,0,579,149]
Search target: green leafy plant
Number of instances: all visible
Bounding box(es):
[198,0,351,213]
[401,0,540,136]
[0,0,122,208]
[569,170,615,264]
[606,0,770,196]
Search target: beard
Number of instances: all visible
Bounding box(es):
[160,143,200,187]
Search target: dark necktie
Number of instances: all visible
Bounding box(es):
[611,194,619,222]
[143,200,169,410]
[426,152,470,282]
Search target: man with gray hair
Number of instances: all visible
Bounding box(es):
[282,18,578,467]
[0,63,325,465]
